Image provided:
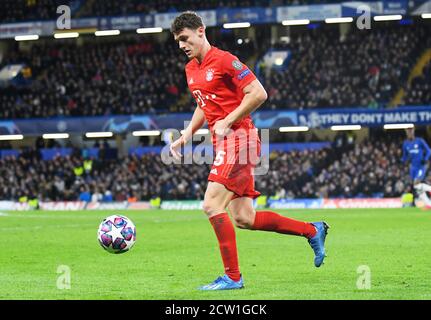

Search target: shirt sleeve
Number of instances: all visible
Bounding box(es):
[221,52,257,92]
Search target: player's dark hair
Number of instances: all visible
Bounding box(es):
[171,11,204,35]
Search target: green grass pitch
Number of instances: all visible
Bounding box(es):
[0,208,430,300]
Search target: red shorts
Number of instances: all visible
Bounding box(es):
[208,129,261,199]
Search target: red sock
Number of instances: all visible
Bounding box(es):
[209,213,241,282]
[252,211,317,239]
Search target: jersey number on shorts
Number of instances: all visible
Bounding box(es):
[214,150,226,166]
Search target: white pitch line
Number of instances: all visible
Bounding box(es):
[0,223,96,232]
[2,213,95,219]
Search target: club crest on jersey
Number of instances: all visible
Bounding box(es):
[232,60,243,70]
[206,69,214,81]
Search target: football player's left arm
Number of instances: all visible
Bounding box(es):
[225,79,267,126]
[214,80,267,135]
[421,139,431,164]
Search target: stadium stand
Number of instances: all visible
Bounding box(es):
[402,60,431,107]
[1,0,430,206]
[262,24,430,110]
[0,0,82,23]
[0,30,255,118]
[1,22,430,119]
[0,39,188,118]
[0,136,421,202]
[307,139,409,198]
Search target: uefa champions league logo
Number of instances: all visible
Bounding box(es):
[299,112,321,128]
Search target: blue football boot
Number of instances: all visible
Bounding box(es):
[199,274,244,291]
[308,222,330,267]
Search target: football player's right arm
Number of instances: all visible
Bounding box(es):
[170,106,205,160]
[401,142,408,163]
[421,138,431,163]
[182,105,206,143]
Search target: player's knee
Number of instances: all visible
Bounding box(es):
[232,214,254,229]
[202,202,213,216]
[202,201,223,217]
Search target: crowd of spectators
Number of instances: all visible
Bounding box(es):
[263,24,429,110]
[0,31,254,118]
[0,23,430,118]
[402,60,431,107]
[256,148,338,199]
[0,0,79,23]
[0,150,208,202]
[0,136,424,202]
[0,39,188,118]
[306,139,410,198]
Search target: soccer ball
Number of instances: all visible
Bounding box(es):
[97,215,137,254]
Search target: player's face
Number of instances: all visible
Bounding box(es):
[406,128,415,140]
[174,27,205,60]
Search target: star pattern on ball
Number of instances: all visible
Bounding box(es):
[108,223,124,242]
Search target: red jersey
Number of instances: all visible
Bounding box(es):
[185,46,257,133]
[186,47,261,199]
